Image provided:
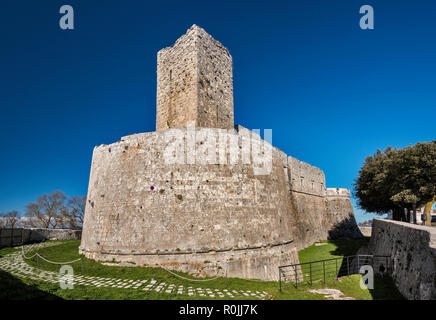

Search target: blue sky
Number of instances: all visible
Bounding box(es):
[1,0,435,222]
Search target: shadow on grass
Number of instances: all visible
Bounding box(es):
[328,238,404,300]
[0,270,61,300]
[369,274,405,300]
[328,237,371,278]
[328,237,371,257]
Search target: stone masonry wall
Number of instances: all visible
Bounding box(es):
[80,126,299,280]
[196,26,233,129]
[286,156,328,249]
[156,27,198,131]
[369,219,436,300]
[285,160,362,250]
[325,190,362,240]
[156,25,234,131]
[0,228,81,248]
[80,125,362,279]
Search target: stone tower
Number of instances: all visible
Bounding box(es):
[156,25,234,131]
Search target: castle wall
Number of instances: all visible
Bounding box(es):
[156,25,233,131]
[0,228,81,248]
[325,189,363,240]
[284,160,362,249]
[79,127,299,280]
[196,27,234,129]
[286,157,329,249]
[80,126,362,279]
[156,29,198,131]
[369,218,436,300]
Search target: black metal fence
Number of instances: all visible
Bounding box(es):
[279,254,390,290]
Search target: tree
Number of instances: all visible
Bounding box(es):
[65,195,86,229]
[25,191,67,228]
[354,141,436,221]
[1,210,20,229]
[354,147,399,217]
[389,141,436,222]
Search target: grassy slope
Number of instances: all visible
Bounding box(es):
[0,239,403,300]
[294,239,404,300]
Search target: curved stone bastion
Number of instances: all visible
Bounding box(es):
[79,126,301,280]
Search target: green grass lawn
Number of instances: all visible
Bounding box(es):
[0,238,404,300]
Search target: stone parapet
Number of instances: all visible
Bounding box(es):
[369,218,436,299]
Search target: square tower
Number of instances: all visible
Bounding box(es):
[156,25,234,131]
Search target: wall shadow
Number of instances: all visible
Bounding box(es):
[0,270,61,300]
[329,240,370,278]
[368,274,405,300]
[326,233,404,299]
[327,217,364,241]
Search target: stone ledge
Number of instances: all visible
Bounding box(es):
[369,218,436,300]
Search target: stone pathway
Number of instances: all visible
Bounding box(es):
[308,288,354,300]
[0,242,269,299]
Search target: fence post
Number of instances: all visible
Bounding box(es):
[295,266,298,289]
[357,255,360,273]
[323,261,325,284]
[36,255,39,268]
[310,262,312,286]
[347,256,350,276]
[335,258,338,279]
[81,258,84,275]
[279,268,282,292]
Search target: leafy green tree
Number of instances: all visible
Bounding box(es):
[389,141,436,221]
[354,141,436,221]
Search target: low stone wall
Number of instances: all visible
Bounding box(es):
[369,219,436,300]
[358,227,372,237]
[0,228,81,247]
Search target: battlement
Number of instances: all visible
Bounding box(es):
[156,25,234,131]
[287,156,326,197]
[326,188,351,198]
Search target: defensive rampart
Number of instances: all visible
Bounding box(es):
[0,228,81,248]
[80,126,361,280]
[369,218,436,300]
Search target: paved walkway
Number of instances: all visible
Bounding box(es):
[0,242,269,299]
[308,288,354,300]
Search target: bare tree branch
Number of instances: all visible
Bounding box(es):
[65,195,86,229]
[25,191,67,228]
[1,210,20,229]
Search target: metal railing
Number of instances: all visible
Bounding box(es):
[279,254,390,290]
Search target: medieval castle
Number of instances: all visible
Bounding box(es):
[79,25,362,281]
